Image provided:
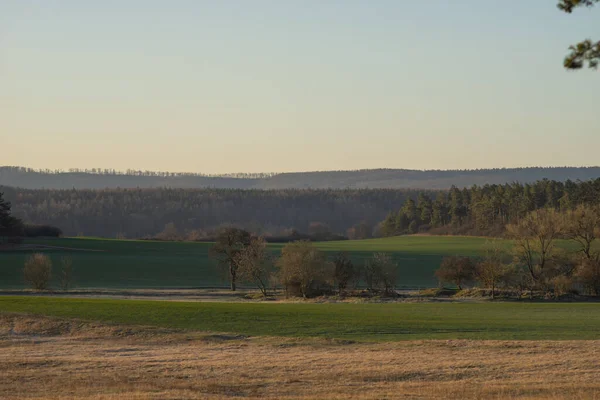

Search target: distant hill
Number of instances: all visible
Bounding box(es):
[1,166,600,190]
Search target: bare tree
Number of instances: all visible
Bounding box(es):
[333,252,355,293]
[565,205,600,261]
[476,241,512,299]
[364,253,397,295]
[209,227,252,291]
[435,256,476,290]
[235,236,271,297]
[24,253,52,291]
[506,209,565,283]
[561,205,600,295]
[59,256,74,291]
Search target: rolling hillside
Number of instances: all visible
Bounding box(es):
[2,166,600,190]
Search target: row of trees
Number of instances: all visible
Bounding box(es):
[435,205,600,298]
[210,228,397,297]
[1,166,274,179]
[380,179,600,237]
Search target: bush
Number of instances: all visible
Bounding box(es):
[24,253,52,290]
[7,236,23,245]
[576,258,600,296]
[550,275,574,298]
[419,287,458,297]
[276,241,333,298]
[24,225,62,238]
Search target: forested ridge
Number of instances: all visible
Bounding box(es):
[381,178,600,237]
[1,186,428,238]
[3,178,600,239]
[2,166,600,190]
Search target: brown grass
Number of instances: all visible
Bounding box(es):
[1,314,599,399]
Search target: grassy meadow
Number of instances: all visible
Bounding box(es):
[1,296,599,341]
[0,236,498,289]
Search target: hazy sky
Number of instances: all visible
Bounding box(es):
[1,1,598,173]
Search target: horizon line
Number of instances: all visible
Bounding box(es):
[3,165,600,179]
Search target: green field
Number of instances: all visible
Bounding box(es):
[0,236,498,289]
[1,296,599,341]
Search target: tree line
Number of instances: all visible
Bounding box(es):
[434,205,600,298]
[209,227,398,298]
[210,204,600,299]
[380,178,600,237]
[4,165,600,190]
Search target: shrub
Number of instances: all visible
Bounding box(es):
[24,224,62,238]
[276,241,333,298]
[576,258,600,296]
[24,253,52,290]
[550,275,574,298]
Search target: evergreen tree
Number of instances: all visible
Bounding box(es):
[0,192,23,241]
[417,194,433,226]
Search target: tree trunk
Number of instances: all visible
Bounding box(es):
[230,264,236,291]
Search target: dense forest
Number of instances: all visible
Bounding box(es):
[1,186,429,238]
[4,178,600,240]
[2,166,600,190]
[381,179,600,237]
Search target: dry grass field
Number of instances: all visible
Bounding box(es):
[1,314,600,400]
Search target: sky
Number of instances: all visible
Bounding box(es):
[1,1,598,174]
